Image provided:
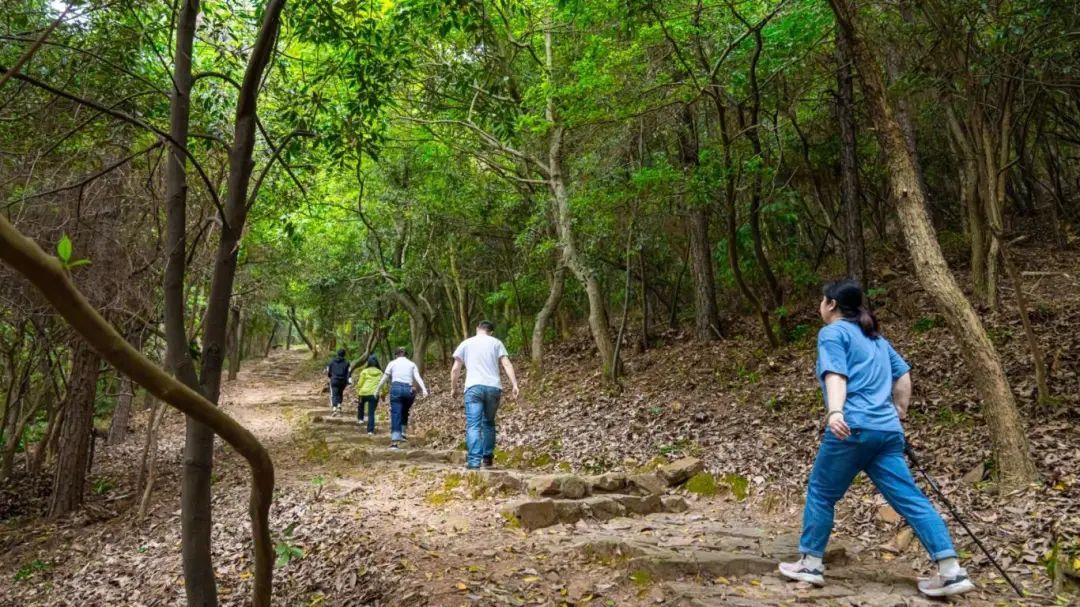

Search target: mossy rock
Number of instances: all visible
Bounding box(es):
[684,472,718,497]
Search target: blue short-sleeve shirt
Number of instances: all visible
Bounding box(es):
[816,319,910,432]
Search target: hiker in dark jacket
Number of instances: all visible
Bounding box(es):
[326,349,351,416]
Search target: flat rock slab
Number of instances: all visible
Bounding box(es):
[504,492,688,530]
[759,532,846,564]
[347,447,465,465]
[630,549,778,579]
[658,457,705,486]
[527,474,589,499]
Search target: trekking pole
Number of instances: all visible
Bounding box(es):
[904,444,1024,597]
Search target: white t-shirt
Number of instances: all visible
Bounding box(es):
[453,334,509,389]
[376,357,428,395]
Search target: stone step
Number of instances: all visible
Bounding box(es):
[339,446,466,465]
[571,527,847,581]
[501,494,690,530]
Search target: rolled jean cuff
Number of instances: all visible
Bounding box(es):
[798,545,825,559]
[930,548,957,561]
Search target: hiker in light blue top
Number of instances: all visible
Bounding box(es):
[779,280,973,598]
[450,320,520,470]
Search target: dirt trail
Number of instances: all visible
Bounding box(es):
[216,348,1032,607]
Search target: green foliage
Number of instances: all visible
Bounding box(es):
[91,477,115,495]
[14,559,49,582]
[55,234,91,270]
[912,316,943,333]
[275,523,304,567]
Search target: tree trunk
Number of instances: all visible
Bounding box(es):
[263,320,279,357]
[227,305,241,380]
[830,0,1037,491]
[545,27,619,377]
[48,342,100,518]
[288,306,316,359]
[107,376,135,445]
[109,328,144,445]
[531,264,565,368]
[836,25,866,283]
[678,104,720,340]
[409,315,430,376]
[745,28,783,312]
[687,207,720,340]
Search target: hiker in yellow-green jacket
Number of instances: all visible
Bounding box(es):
[355,356,387,434]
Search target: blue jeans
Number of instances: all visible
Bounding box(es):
[464,385,501,468]
[800,429,957,561]
[389,383,414,441]
[358,395,378,431]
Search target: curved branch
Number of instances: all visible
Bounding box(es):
[5,141,163,208]
[0,214,274,607]
[0,65,229,232]
[246,129,314,208]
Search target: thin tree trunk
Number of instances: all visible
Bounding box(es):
[678,105,720,340]
[545,28,619,376]
[227,305,241,380]
[137,398,165,520]
[288,306,317,359]
[263,320,279,357]
[531,264,565,368]
[745,27,783,312]
[108,376,135,445]
[836,25,866,283]
[48,342,100,518]
[613,220,636,382]
[999,240,1049,404]
[830,0,1037,491]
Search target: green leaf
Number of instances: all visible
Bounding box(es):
[68,259,92,268]
[57,234,72,263]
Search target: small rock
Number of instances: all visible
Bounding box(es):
[658,457,704,486]
[876,505,902,525]
[894,527,914,551]
[553,500,586,524]
[582,496,626,521]
[527,475,588,499]
[613,494,663,515]
[587,472,628,493]
[628,472,668,496]
[661,495,690,513]
[503,499,556,530]
[961,462,985,485]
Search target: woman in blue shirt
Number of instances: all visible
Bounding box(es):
[779,280,974,597]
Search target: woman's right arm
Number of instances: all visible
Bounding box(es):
[824,372,850,439]
[892,372,912,420]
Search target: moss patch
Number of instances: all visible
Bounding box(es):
[684,472,719,496]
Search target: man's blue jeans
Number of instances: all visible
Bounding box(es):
[464,385,501,468]
[800,428,957,562]
[389,383,415,441]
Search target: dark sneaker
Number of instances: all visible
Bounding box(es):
[778,558,825,586]
[918,570,974,597]
[482,456,494,468]
[389,442,400,450]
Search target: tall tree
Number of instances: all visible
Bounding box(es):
[828,0,1037,491]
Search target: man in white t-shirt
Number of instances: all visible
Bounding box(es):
[450,320,519,469]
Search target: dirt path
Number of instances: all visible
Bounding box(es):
[217,349,1029,607]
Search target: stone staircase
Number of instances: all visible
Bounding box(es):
[305,406,942,606]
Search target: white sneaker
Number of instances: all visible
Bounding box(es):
[778,558,825,586]
[918,569,975,597]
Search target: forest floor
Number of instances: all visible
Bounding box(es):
[0,245,1078,606]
